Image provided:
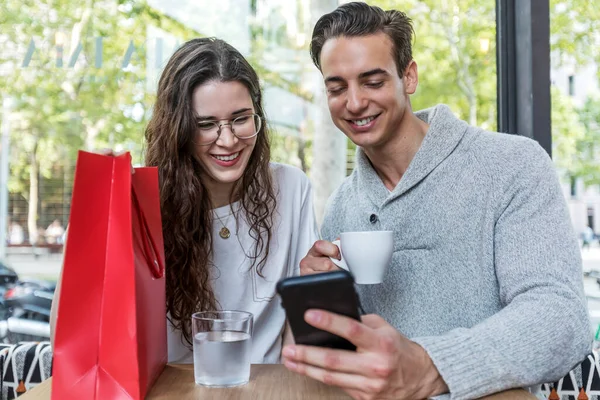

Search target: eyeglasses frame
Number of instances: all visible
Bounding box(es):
[194,113,262,146]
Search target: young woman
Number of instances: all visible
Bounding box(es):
[50,38,319,364]
[144,37,318,363]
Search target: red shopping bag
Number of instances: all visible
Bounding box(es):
[52,151,167,400]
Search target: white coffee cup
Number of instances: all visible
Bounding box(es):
[329,231,394,284]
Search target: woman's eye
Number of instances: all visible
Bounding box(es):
[234,116,251,124]
[197,122,216,130]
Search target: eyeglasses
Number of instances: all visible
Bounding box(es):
[194,113,262,146]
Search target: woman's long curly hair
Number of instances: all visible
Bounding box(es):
[144,38,276,346]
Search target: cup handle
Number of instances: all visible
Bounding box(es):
[329,239,349,271]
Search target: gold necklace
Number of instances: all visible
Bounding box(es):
[214,211,232,239]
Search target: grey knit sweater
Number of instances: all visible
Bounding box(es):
[320,104,591,399]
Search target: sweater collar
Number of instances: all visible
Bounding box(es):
[355,104,469,206]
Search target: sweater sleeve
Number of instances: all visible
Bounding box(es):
[413,143,592,399]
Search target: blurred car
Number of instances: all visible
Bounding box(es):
[0,261,19,320]
[0,261,54,343]
[4,279,55,320]
[0,261,18,290]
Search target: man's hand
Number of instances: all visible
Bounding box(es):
[299,240,342,275]
[282,310,449,400]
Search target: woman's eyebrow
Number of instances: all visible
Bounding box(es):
[195,108,253,120]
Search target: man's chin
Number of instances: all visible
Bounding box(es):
[348,132,382,149]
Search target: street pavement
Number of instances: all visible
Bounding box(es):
[4,254,62,280]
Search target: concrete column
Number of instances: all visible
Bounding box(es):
[309,0,346,226]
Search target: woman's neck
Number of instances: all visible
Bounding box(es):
[205,180,237,209]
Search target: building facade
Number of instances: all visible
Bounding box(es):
[552,63,600,236]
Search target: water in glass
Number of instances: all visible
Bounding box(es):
[193,330,251,387]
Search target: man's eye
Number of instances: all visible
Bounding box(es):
[366,81,384,88]
[327,87,344,95]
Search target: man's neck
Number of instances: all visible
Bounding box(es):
[363,113,429,191]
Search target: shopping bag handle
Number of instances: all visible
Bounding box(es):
[131,187,165,279]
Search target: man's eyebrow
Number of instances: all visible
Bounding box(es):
[358,68,389,79]
[324,68,389,85]
[195,108,253,120]
[324,76,345,85]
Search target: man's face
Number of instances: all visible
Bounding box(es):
[319,32,418,150]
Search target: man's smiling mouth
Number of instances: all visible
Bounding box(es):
[347,113,381,127]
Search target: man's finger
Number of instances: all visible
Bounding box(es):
[300,259,340,275]
[361,314,389,329]
[306,241,326,257]
[317,239,341,259]
[304,310,376,350]
[97,148,126,157]
[283,345,368,376]
[300,266,335,276]
[345,388,370,400]
[306,240,340,258]
[284,359,384,394]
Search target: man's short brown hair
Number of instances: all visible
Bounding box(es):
[310,1,415,78]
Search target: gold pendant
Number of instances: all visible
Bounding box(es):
[219,227,231,239]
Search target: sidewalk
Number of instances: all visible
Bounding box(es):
[582,247,600,297]
[583,246,600,273]
[4,254,62,281]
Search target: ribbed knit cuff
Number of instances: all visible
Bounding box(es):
[413,334,506,400]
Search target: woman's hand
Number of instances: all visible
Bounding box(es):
[97,148,135,174]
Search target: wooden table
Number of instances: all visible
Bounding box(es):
[20,364,537,399]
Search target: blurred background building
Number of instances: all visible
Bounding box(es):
[552,61,600,234]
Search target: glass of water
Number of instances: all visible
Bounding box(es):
[192,311,253,387]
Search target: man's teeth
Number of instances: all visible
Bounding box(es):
[354,116,375,126]
[213,152,240,161]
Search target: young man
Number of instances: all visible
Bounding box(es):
[282,2,591,399]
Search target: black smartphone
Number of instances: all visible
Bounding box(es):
[276,270,361,351]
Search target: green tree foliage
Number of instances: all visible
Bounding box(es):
[0,0,308,238]
[550,0,600,183]
[0,0,158,237]
[575,96,600,185]
[1,0,598,238]
[370,0,598,184]
[550,0,600,71]
[370,0,497,129]
[551,87,586,175]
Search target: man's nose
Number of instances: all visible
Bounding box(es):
[346,87,368,114]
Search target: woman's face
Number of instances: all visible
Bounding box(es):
[191,80,259,193]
